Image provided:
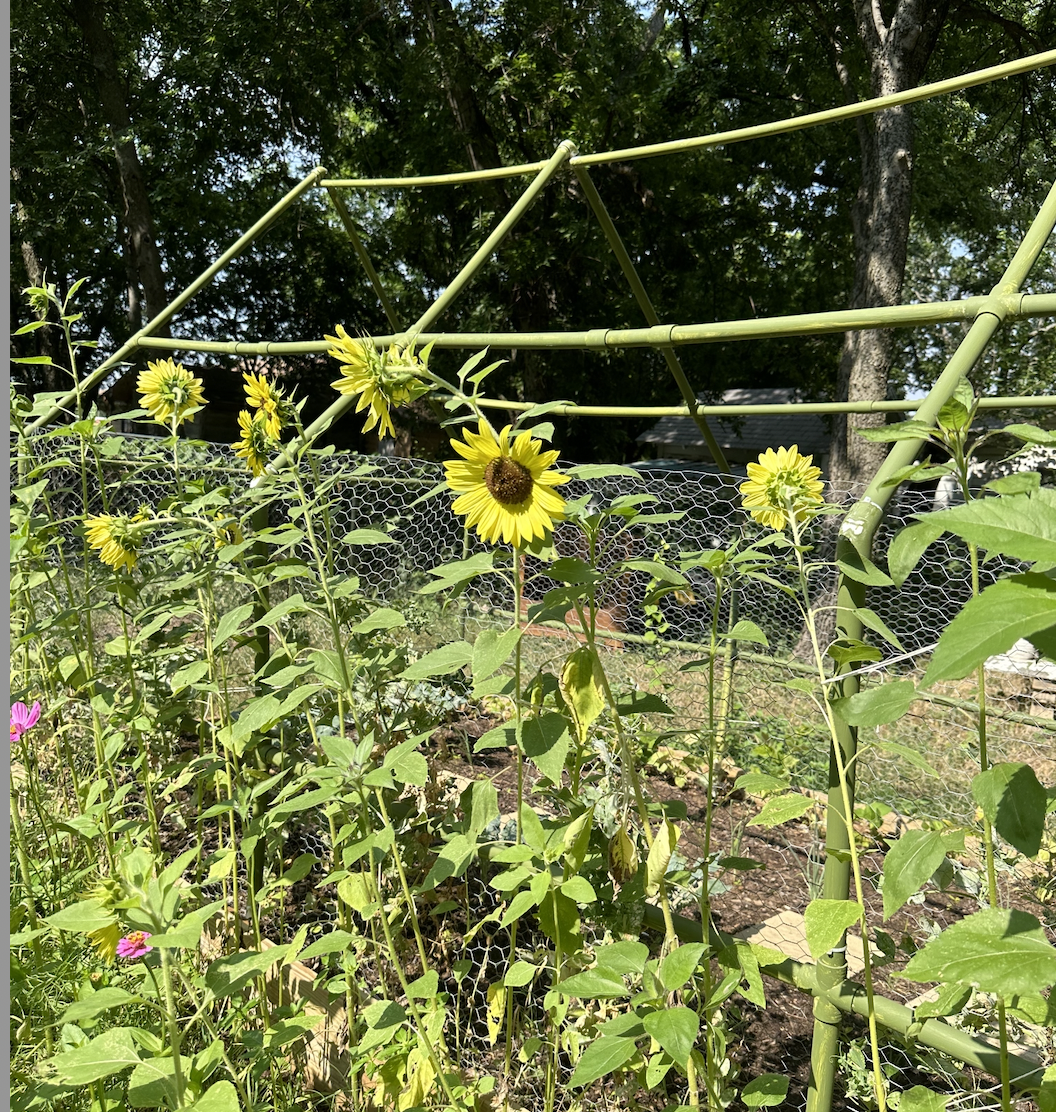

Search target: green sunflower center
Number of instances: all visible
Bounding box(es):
[485,456,533,504]
[767,468,814,506]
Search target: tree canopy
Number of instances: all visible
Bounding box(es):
[11,0,1056,465]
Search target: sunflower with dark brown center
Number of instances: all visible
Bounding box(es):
[444,419,569,548]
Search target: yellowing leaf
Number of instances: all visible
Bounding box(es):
[645,818,679,897]
[608,825,638,886]
[561,647,605,743]
[486,983,506,1046]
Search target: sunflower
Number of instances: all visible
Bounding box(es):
[739,444,824,531]
[232,410,275,476]
[84,514,140,571]
[211,512,244,549]
[325,325,430,440]
[242,371,292,439]
[444,419,569,548]
[136,358,206,427]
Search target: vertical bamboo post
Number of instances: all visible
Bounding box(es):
[806,178,1056,1112]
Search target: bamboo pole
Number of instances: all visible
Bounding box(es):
[318,53,1055,182]
[26,166,330,434]
[324,187,403,332]
[131,291,1056,358]
[573,50,1056,167]
[808,177,1056,1112]
[572,162,730,471]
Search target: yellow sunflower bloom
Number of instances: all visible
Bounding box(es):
[242,371,290,439]
[739,444,824,531]
[444,420,569,548]
[232,410,275,476]
[136,358,206,427]
[325,325,430,440]
[84,515,140,571]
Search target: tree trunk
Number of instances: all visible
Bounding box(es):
[71,0,170,337]
[829,0,948,486]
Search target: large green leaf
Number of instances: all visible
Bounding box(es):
[298,930,357,960]
[350,608,406,634]
[923,574,1056,686]
[804,899,862,960]
[915,488,1056,565]
[401,641,474,680]
[748,794,815,828]
[558,968,630,997]
[472,627,521,681]
[567,1035,638,1087]
[560,646,605,743]
[204,949,282,1001]
[971,763,1047,859]
[898,1086,950,1112]
[659,943,708,992]
[128,1055,183,1108]
[882,830,947,920]
[150,900,225,949]
[522,712,571,783]
[900,909,1056,995]
[185,1081,240,1112]
[642,1006,699,1065]
[888,520,946,587]
[830,680,917,727]
[592,940,650,976]
[44,897,114,935]
[60,989,137,1025]
[44,1027,141,1085]
[741,1074,790,1108]
[645,818,679,897]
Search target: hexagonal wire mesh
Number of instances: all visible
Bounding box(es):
[16,430,1055,1108]
[21,428,1054,824]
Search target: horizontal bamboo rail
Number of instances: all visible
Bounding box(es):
[640,905,1046,1095]
[321,50,1056,184]
[132,291,1056,360]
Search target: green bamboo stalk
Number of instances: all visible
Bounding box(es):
[26,165,329,434]
[319,53,1055,182]
[265,140,577,468]
[571,50,1056,167]
[320,160,549,188]
[807,177,1056,1112]
[572,162,731,471]
[324,187,403,331]
[131,290,1056,358]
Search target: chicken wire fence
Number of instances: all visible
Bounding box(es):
[21,429,1055,835]
[15,428,1056,1109]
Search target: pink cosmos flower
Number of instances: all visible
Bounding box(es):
[10,701,42,743]
[116,931,153,960]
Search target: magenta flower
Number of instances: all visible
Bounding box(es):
[10,701,42,743]
[116,931,153,960]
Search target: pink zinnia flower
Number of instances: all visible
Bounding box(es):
[10,701,42,743]
[116,931,153,960]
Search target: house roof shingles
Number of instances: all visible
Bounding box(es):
[637,388,830,458]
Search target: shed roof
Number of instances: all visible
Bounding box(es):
[637,387,830,458]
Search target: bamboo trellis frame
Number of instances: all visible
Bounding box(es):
[24,44,1056,1112]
